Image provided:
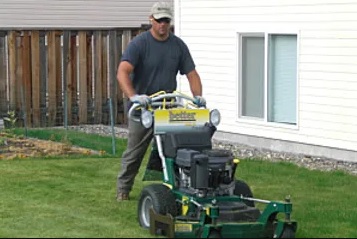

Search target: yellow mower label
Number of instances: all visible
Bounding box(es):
[154,108,210,134]
[175,223,193,232]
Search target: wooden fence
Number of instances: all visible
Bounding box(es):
[0,28,142,128]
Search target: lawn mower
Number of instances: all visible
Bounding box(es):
[128,91,297,238]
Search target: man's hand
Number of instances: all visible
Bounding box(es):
[193,96,206,107]
[130,94,151,106]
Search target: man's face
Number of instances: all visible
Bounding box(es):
[151,17,171,37]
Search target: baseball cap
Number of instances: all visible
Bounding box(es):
[150,2,173,20]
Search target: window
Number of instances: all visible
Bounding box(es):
[239,33,297,125]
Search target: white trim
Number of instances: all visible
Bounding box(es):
[264,33,269,122]
[236,117,299,130]
[235,32,241,119]
[235,26,300,35]
[296,31,301,130]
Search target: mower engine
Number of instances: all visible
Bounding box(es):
[175,148,237,197]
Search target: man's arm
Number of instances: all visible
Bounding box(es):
[117,61,136,98]
[186,69,202,97]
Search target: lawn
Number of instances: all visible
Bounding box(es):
[0,129,356,238]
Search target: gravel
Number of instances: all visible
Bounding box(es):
[67,124,357,176]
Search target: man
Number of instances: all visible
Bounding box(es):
[116,1,206,201]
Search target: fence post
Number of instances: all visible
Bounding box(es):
[7,31,16,112]
[78,31,88,124]
[62,31,70,129]
[0,32,7,115]
[94,31,103,124]
[39,31,47,127]
[121,30,132,125]
[22,31,31,128]
[108,30,117,124]
[47,31,58,127]
[31,30,41,127]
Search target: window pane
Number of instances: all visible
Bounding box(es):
[241,36,264,118]
[268,35,297,124]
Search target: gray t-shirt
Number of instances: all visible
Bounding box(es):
[121,30,196,95]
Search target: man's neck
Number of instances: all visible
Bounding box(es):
[150,29,169,41]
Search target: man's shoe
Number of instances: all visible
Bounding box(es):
[116,192,129,201]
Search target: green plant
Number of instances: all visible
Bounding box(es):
[12,128,127,157]
[49,134,56,141]
[3,111,17,130]
[61,135,72,152]
[0,137,7,146]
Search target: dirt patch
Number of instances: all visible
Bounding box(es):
[0,133,98,160]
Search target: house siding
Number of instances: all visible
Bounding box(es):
[0,0,172,29]
[176,0,357,161]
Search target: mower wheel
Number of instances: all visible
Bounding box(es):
[137,184,177,229]
[233,179,255,207]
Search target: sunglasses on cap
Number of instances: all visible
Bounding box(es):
[154,17,171,24]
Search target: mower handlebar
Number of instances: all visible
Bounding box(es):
[127,91,204,122]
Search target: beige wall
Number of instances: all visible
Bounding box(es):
[0,0,173,29]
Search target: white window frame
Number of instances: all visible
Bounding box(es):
[236,29,300,129]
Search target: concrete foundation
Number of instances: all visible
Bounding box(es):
[213,131,357,163]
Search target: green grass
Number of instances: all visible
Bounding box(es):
[1,128,356,238]
[0,157,152,238]
[237,160,357,238]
